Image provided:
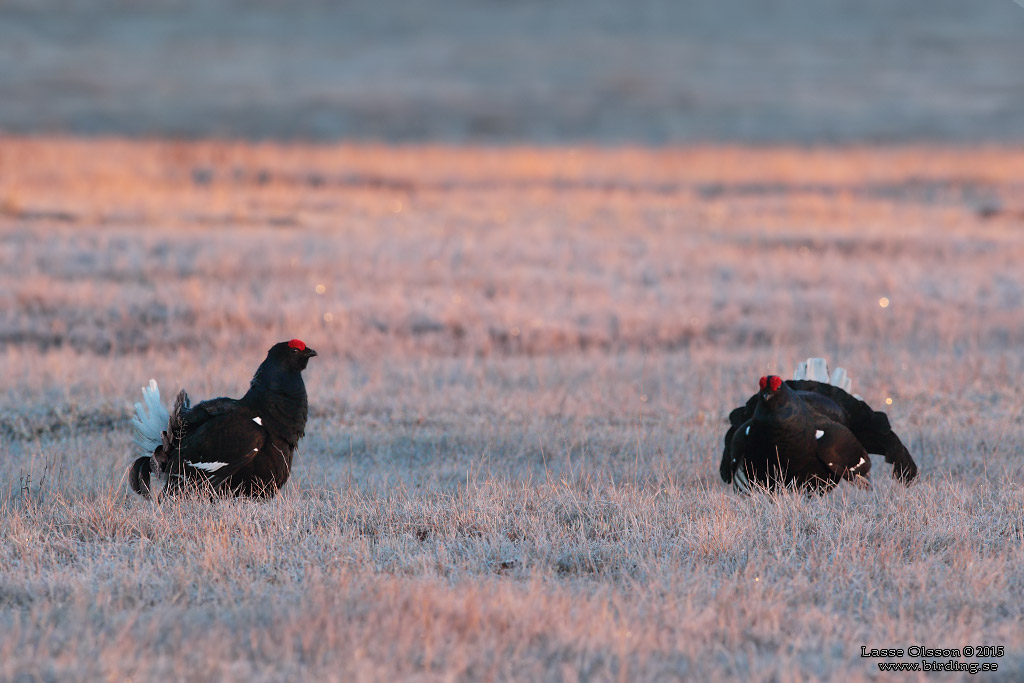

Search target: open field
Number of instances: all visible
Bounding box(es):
[2,0,1022,142]
[1,139,1024,680]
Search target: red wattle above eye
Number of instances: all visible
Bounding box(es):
[769,376,783,392]
[288,339,306,351]
[759,376,768,390]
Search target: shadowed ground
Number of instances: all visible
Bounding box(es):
[1,0,1022,142]
[1,140,1023,680]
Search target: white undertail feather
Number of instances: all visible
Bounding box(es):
[733,466,750,494]
[793,357,854,394]
[132,379,169,456]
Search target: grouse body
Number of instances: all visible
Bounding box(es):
[721,359,917,494]
[129,339,317,499]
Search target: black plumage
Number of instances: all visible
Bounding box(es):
[129,339,317,499]
[721,373,917,494]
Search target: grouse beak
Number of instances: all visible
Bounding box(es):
[304,347,318,358]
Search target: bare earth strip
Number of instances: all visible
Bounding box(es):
[1,139,1023,680]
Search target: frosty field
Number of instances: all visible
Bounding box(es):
[1,139,1023,681]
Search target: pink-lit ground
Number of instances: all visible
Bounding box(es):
[1,140,1023,680]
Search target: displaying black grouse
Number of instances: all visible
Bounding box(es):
[129,339,317,499]
[721,358,917,494]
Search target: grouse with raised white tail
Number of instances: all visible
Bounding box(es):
[129,339,317,499]
[720,358,917,494]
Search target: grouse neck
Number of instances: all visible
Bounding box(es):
[243,360,308,406]
[242,361,309,447]
[752,385,809,432]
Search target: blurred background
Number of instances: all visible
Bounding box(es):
[2,0,1022,143]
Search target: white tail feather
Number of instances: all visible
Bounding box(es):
[794,360,808,381]
[829,367,852,393]
[793,357,854,394]
[132,379,169,456]
[806,358,830,383]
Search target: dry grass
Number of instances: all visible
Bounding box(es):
[1,139,1023,681]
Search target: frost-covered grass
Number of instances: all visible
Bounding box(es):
[1,140,1023,681]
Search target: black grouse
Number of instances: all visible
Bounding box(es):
[721,358,917,494]
[129,339,317,499]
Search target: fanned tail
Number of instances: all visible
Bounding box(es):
[130,381,191,499]
[793,357,855,395]
[132,379,170,456]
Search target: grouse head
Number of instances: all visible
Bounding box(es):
[268,338,318,372]
[758,375,786,405]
